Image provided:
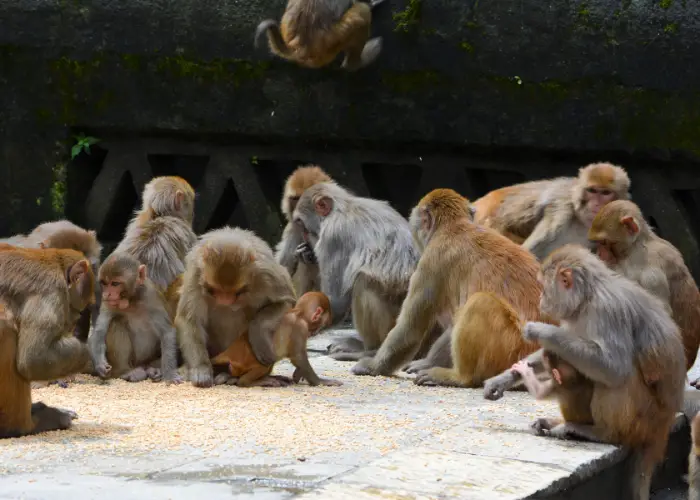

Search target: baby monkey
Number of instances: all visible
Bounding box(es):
[511,350,594,429]
[211,292,342,387]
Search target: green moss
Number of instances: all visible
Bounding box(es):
[51,161,67,217]
[154,54,269,86]
[663,22,678,33]
[381,70,446,93]
[577,2,591,20]
[392,0,422,34]
[659,0,673,8]
[460,41,475,54]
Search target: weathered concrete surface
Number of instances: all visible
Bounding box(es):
[0,329,646,500]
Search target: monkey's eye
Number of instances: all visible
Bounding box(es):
[585,187,598,194]
[110,281,120,287]
[235,286,249,297]
[599,189,612,196]
[205,286,216,295]
[289,196,300,202]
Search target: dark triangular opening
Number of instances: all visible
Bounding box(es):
[671,189,700,244]
[66,145,109,225]
[466,169,527,199]
[205,179,248,231]
[361,163,423,217]
[147,154,210,189]
[99,171,139,245]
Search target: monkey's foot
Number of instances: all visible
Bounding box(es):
[163,372,184,385]
[94,361,112,379]
[403,359,432,374]
[691,377,700,389]
[328,351,367,361]
[327,336,364,355]
[146,367,162,382]
[224,377,241,386]
[482,374,512,401]
[32,403,78,433]
[189,366,214,388]
[317,377,343,387]
[214,373,233,385]
[244,375,292,388]
[530,418,554,436]
[31,381,50,389]
[351,357,379,376]
[122,367,149,383]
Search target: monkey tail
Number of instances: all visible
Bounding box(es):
[629,440,666,500]
[254,20,291,57]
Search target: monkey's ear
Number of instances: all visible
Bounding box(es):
[557,267,574,289]
[69,260,90,282]
[314,196,333,217]
[310,306,323,324]
[420,208,433,233]
[619,216,639,236]
[175,190,184,211]
[137,264,147,285]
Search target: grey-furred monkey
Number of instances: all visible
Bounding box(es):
[175,227,297,388]
[113,176,197,291]
[292,182,423,362]
[484,244,685,500]
[275,165,333,295]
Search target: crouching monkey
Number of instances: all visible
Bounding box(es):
[352,188,551,385]
[486,245,685,500]
[292,182,424,362]
[88,252,182,384]
[211,291,342,387]
[0,248,95,438]
[176,227,297,388]
[255,0,387,71]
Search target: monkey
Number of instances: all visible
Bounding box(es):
[176,227,298,388]
[0,220,103,342]
[254,0,386,71]
[114,176,198,291]
[0,247,96,438]
[292,182,425,362]
[88,252,182,384]
[349,188,551,384]
[510,351,594,427]
[210,291,342,387]
[275,165,333,296]
[484,244,685,500]
[472,162,630,261]
[588,199,700,373]
[689,412,700,500]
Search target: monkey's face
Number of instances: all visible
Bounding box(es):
[580,185,617,224]
[203,281,250,307]
[100,274,132,311]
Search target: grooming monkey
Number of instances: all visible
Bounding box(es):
[486,245,685,500]
[511,351,593,427]
[472,162,630,261]
[210,291,341,387]
[255,0,386,70]
[353,189,549,384]
[588,199,700,372]
[88,252,182,384]
[0,219,103,342]
[292,182,425,362]
[114,176,197,291]
[0,248,96,438]
[275,165,333,295]
[176,227,297,388]
[690,412,700,500]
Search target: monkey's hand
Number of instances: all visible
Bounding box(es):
[318,378,343,387]
[522,322,546,342]
[351,357,379,376]
[510,360,533,377]
[189,365,214,388]
[292,367,303,384]
[483,372,515,401]
[295,242,317,265]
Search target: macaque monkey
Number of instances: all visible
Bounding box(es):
[0,220,103,341]
[0,248,95,438]
[210,292,341,387]
[511,351,593,426]
[472,162,630,261]
[689,412,700,500]
[485,244,685,500]
[275,165,333,295]
[588,200,700,371]
[176,227,297,388]
[292,182,423,362]
[255,0,386,71]
[114,176,197,291]
[88,252,182,384]
[352,188,550,384]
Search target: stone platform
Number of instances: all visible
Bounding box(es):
[0,329,692,500]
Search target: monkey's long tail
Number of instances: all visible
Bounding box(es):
[254,20,292,57]
[630,441,665,500]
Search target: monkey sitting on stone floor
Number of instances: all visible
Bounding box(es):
[255,0,387,70]
[210,292,342,388]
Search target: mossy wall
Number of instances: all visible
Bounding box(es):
[0,0,698,234]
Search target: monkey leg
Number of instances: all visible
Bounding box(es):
[290,346,343,386]
[530,417,563,436]
[0,328,34,437]
[121,367,149,383]
[544,422,607,444]
[328,335,365,356]
[248,302,289,367]
[323,3,381,71]
[236,365,274,387]
[330,349,377,362]
[104,325,133,379]
[214,372,234,385]
[404,326,453,374]
[414,367,473,387]
[30,402,77,435]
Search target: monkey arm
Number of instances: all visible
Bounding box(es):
[16,294,90,381]
[638,268,671,308]
[87,310,112,376]
[483,349,545,400]
[520,369,554,399]
[175,295,213,387]
[521,209,572,260]
[528,322,632,387]
[248,301,289,366]
[275,224,302,276]
[320,255,352,327]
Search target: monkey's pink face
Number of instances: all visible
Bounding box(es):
[100,279,130,310]
[583,186,616,223]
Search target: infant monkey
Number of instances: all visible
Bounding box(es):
[211,292,342,387]
[511,350,594,426]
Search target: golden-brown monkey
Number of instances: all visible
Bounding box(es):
[275,165,333,295]
[472,162,630,261]
[114,176,197,291]
[0,247,95,438]
[88,252,182,384]
[255,0,386,70]
[176,227,297,388]
[0,220,103,341]
[486,244,685,500]
[588,199,700,372]
[211,291,341,387]
[690,412,700,500]
[351,188,552,385]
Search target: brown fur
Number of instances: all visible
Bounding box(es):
[352,188,555,384]
[589,200,700,370]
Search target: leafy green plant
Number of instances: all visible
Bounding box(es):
[71,133,100,159]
